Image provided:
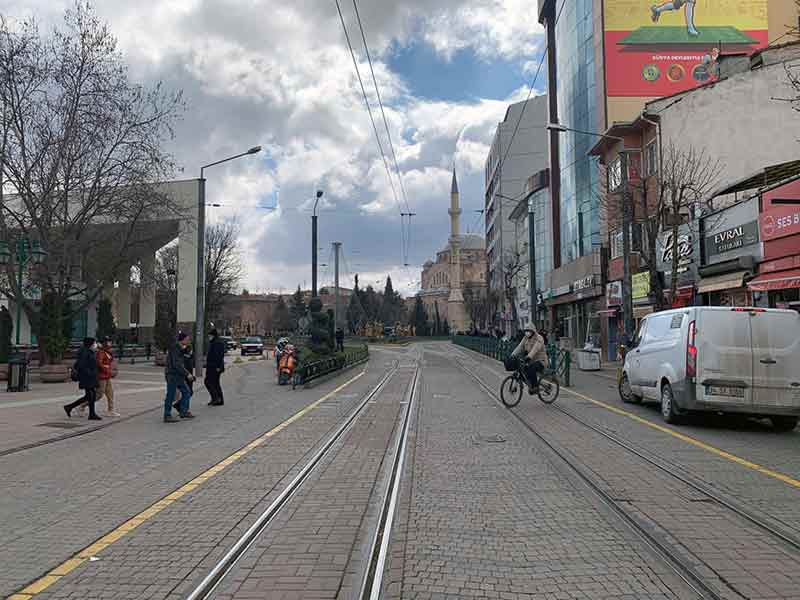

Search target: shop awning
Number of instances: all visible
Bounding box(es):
[697,271,747,294]
[596,309,618,316]
[633,306,654,319]
[747,269,800,291]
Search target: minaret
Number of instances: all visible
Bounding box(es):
[447,167,468,332]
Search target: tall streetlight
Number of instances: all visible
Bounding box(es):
[312,190,323,301]
[196,145,261,377]
[0,239,48,345]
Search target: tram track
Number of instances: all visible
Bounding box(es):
[184,360,420,600]
[454,345,800,600]
[453,344,800,552]
[454,358,722,600]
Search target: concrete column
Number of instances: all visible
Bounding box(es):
[139,253,157,343]
[177,212,198,333]
[117,269,131,331]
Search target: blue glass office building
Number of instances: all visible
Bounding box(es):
[538,0,606,348]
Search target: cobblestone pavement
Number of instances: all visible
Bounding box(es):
[450,343,800,539]
[0,354,257,454]
[212,364,418,600]
[452,343,800,600]
[6,341,800,600]
[0,351,395,598]
[385,346,698,600]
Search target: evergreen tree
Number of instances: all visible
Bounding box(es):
[95,297,116,341]
[290,286,306,331]
[346,276,364,334]
[273,295,292,333]
[380,275,401,325]
[412,295,429,336]
[442,318,450,336]
[433,302,441,336]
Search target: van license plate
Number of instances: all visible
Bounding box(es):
[707,385,744,398]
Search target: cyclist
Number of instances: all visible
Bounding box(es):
[511,326,547,394]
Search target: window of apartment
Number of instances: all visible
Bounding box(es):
[607,156,622,191]
[645,141,658,177]
[610,224,641,259]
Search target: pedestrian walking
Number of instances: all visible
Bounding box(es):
[96,337,119,417]
[64,338,101,421]
[164,332,195,423]
[205,328,226,406]
[335,328,344,353]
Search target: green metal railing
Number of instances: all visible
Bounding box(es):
[292,344,369,389]
[452,335,571,387]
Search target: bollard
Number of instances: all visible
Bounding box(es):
[563,350,571,387]
[145,342,152,361]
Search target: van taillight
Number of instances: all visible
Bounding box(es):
[686,320,697,379]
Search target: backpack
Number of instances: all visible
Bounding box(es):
[70,361,80,382]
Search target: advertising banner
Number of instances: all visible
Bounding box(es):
[604,0,769,97]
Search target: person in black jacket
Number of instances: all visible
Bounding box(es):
[64,338,101,420]
[163,332,195,422]
[205,328,226,406]
[335,328,344,353]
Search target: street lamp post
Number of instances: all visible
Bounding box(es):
[0,239,48,345]
[312,190,323,300]
[196,146,261,377]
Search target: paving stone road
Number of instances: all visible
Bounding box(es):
[3,341,799,600]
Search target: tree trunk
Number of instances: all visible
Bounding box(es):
[670,220,680,303]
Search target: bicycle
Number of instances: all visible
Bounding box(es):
[500,358,560,407]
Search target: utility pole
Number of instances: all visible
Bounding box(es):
[333,242,341,330]
[527,198,537,330]
[312,191,323,301]
[620,150,635,342]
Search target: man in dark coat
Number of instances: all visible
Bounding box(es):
[64,338,101,420]
[205,328,226,406]
[335,328,344,353]
[164,332,195,422]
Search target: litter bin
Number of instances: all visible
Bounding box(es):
[7,354,29,392]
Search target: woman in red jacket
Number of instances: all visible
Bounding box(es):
[96,338,119,417]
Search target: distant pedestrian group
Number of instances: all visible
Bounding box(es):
[63,328,227,424]
[63,337,118,420]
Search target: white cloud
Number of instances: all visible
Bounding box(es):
[2,0,546,295]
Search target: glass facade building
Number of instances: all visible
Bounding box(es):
[553,0,601,265]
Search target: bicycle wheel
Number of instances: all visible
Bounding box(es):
[500,374,523,408]
[537,373,560,404]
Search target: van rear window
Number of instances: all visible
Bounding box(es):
[670,314,684,329]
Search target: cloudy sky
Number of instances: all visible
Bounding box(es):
[4,0,545,296]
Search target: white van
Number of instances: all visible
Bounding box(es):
[619,307,800,431]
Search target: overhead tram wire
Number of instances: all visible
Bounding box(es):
[492,0,567,196]
[334,0,409,266]
[351,0,414,265]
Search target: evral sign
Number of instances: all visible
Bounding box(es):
[705,220,759,259]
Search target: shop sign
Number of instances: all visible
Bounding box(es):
[760,205,800,242]
[660,231,693,272]
[606,281,622,306]
[632,272,650,300]
[573,275,594,291]
[705,221,759,259]
[552,284,571,297]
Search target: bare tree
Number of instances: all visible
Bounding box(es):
[0,3,184,362]
[204,220,243,326]
[501,249,526,331]
[462,284,488,332]
[600,141,722,309]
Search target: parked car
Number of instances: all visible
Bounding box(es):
[220,336,237,351]
[619,306,800,431]
[240,336,264,356]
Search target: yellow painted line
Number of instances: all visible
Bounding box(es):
[10,370,366,599]
[454,344,800,491]
[561,386,800,490]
